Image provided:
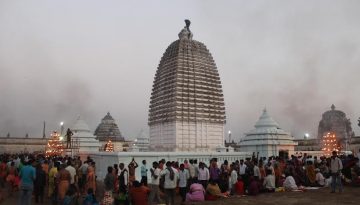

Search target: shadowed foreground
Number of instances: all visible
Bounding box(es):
[1,184,359,205]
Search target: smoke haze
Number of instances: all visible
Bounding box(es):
[0,0,359,140]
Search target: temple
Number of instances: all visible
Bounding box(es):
[94,112,128,151]
[317,104,355,150]
[70,116,101,153]
[238,109,297,159]
[148,20,226,151]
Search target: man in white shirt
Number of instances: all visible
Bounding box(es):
[283,173,298,191]
[65,160,76,185]
[263,169,275,192]
[330,151,343,193]
[149,161,161,204]
[160,162,179,205]
[315,168,325,187]
[253,161,261,180]
[188,159,196,181]
[239,160,247,176]
[197,162,209,189]
[230,165,238,194]
[178,164,190,202]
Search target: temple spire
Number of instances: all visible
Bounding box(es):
[178,19,193,40]
[331,104,336,110]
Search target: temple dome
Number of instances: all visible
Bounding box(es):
[317,104,354,147]
[94,112,124,142]
[71,116,100,153]
[72,117,91,132]
[254,108,280,129]
[239,109,297,158]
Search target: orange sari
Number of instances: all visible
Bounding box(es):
[86,166,96,193]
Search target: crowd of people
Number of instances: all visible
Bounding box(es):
[88,150,360,204]
[0,154,97,205]
[0,150,359,205]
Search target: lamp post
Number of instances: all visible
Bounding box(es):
[60,121,64,136]
[304,133,309,140]
[228,130,232,143]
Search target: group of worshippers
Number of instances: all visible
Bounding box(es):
[0,153,99,205]
[99,150,360,205]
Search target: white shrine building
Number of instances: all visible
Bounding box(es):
[71,117,101,153]
[238,109,297,159]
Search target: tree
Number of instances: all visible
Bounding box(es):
[45,131,64,157]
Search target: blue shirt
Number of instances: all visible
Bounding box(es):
[141,165,147,177]
[20,165,36,187]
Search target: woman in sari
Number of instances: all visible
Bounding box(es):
[48,161,59,197]
[6,161,18,196]
[86,163,96,194]
[57,164,71,202]
[305,161,316,186]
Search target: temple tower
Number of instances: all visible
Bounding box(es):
[149,20,226,151]
[318,104,355,150]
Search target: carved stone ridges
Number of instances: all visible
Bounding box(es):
[94,112,124,142]
[148,38,226,125]
[317,105,354,146]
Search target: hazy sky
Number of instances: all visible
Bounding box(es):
[1,0,360,141]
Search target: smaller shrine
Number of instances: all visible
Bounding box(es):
[94,112,128,151]
[238,109,297,159]
[70,116,101,153]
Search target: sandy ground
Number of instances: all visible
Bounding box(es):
[0,183,359,205]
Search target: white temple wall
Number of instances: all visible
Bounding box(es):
[150,121,224,152]
[240,144,296,159]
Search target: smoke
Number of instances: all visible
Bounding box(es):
[1,1,360,139]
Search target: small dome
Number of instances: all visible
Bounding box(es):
[72,116,91,132]
[254,108,280,129]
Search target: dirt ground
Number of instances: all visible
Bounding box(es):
[189,187,360,205]
[1,185,359,205]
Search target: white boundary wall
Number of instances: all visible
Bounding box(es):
[88,151,252,180]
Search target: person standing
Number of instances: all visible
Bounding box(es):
[118,163,129,192]
[18,159,36,205]
[86,162,96,195]
[34,163,46,203]
[178,164,189,202]
[103,166,115,205]
[65,160,77,187]
[128,158,138,187]
[330,151,343,193]
[229,165,238,195]
[148,162,161,205]
[57,164,71,202]
[197,162,209,190]
[140,160,148,186]
[160,161,179,205]
[48,161,59,198]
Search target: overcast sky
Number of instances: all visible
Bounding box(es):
[0,0,359,140]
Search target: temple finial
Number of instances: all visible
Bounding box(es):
[185,19,191,30]
[331,104,335,110]
[179,19,193,40]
